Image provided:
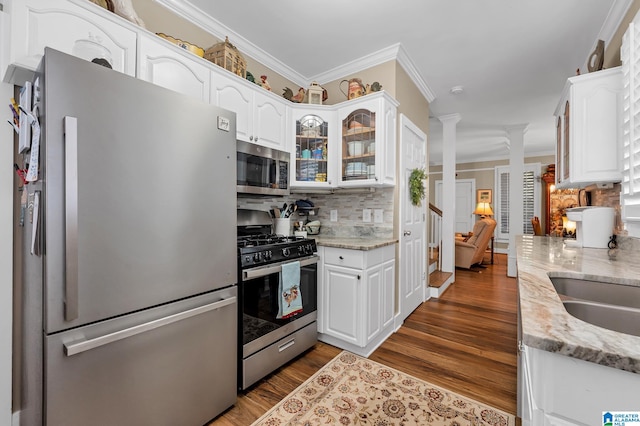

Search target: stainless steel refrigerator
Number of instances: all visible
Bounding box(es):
[13,48,238,426]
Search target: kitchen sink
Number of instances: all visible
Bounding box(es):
[562,300,640,337]
[548,276,640,309]
[548,275,640,337]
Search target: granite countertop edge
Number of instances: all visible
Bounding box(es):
[516,235,640,374]
[312,236,398,250]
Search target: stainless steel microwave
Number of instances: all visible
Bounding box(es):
[237,140,290,196]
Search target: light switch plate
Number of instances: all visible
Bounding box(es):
[374,209,384,223]
[363,209,372,223]
[330,209,338,222]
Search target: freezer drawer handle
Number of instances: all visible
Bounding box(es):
[64,116,79,321]
[63,296,236,356]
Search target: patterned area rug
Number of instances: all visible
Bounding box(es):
[251,351,515,426]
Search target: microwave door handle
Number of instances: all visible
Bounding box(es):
[64,116,79,322]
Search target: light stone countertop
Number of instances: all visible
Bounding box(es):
[516,235,640,373]
[312,236,398,251]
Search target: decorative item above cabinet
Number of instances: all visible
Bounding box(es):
[554,67,623,189]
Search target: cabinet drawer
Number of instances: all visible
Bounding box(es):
[323,247,364,269]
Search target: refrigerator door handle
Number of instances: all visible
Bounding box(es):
[64,116,79,322]
[63,296,237,356]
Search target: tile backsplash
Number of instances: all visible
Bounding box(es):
[237,187,394,238]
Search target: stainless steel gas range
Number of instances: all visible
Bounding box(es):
[237,209,318,390]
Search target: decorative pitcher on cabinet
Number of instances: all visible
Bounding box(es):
[340,78,365,100]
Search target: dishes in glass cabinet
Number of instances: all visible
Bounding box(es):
[347,141,364,156]
[345,162,367,176]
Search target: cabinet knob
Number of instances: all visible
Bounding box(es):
[339,256,344,260]
[249,135,254,141]
[403,231,412,236]
[357,275,361,280]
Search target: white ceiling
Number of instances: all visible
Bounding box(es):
[156,0,629,165]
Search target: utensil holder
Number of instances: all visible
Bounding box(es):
[274,218,291,236]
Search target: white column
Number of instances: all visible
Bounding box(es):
[506,124,528,277]
[438,113,461,274]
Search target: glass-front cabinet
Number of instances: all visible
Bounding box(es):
[289,91,397,189]
[291,107,337,188]
[337,92,398,187]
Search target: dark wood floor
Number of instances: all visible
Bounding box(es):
[210,253,517,425]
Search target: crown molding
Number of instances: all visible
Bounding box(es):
[152,0,308,86]
[152,0,436,103]
[582,0,634,70]
[311,43,436,103]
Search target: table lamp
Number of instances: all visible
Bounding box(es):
[473,202,494,218]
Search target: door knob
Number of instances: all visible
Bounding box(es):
[403,231,411,236]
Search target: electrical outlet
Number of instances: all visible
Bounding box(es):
[363,209,372,223]
[374,209,384,223]
[330,209,338,222]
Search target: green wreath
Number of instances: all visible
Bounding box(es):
[409,168,427,206]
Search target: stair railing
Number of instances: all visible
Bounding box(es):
[429,203,443,271]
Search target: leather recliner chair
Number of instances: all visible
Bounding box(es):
[455,218,497,269]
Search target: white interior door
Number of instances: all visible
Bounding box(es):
[435,179,475,233]
[398,115,426,324]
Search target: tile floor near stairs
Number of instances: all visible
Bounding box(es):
[211,253,518,425]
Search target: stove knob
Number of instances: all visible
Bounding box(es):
[253,252,262,262]
[264,250,272,260]
[282,247,290,257]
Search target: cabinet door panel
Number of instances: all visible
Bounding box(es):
[381,259,395,329]
[324,265,361,346]
[254,91,288,149]
[290,107,337,188]
[366,266,382,341]
[337,93,397,188]
[211,71,253,141]
[10,0,136,75]
[137,34,210,103]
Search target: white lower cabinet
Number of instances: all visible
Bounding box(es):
[519,344,640,425]
[318,244,395,357]
[137,33,210,103]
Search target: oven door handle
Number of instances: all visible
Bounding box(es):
[242,255,319,281]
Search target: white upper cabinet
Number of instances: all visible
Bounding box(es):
[5,0,137,83]
[211,70,289,150]
[337,92,398,188]
[290,106,338,189]
[253,90,289,150]
[137,33,210,103]
[554,67,623,188]
[210,70,253,141]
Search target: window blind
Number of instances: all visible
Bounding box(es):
[495,164,540,240]
[622,17,640,233]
